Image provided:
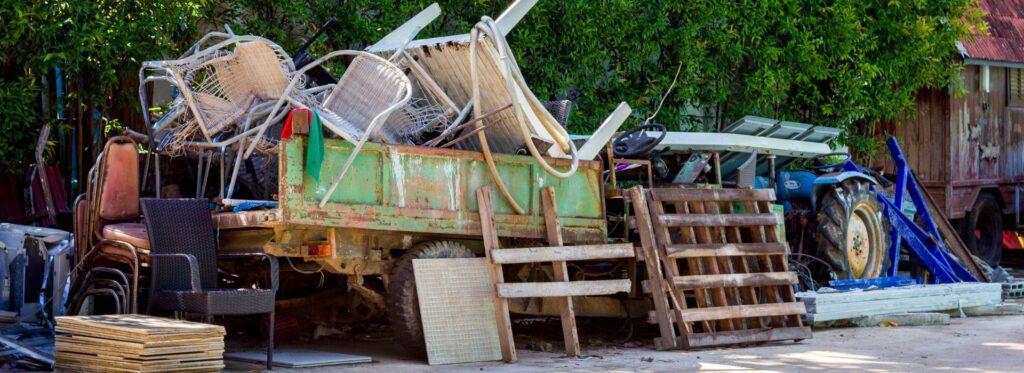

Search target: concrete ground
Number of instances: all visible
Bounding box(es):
[225,314,1024,373]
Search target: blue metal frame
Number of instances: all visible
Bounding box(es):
[829,276,918,290]
[879,138,977,283]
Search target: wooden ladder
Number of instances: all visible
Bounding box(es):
[477,186,635,361]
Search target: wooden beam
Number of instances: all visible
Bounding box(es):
[476,187,516,362]
[540,187,579,357]
[651,188,776,203]
[627,187,678,350]
[664,242,788,258]
[490,243,634,264]
[677,302,807,323]
[672,272,797,289]
[658,213,781,227]
[496,280,631,298]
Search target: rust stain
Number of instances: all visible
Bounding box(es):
[962,0,1024,63]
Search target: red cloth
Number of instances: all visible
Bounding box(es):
[280,108,312,140]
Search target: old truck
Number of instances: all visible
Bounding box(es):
[214,136,613,356]
[877,66,1024,268]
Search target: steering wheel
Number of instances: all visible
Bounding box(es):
[810,152,851,173]
[613,124,667,158]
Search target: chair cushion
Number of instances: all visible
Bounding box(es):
[151,288,275,315]
[97,140,140,221]
[102,223,150,249]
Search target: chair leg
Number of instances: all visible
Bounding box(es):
[267,310,275,370]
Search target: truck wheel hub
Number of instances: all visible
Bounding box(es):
[846,210,873,277]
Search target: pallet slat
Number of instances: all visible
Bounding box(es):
[677,302,807,323]
[672,272,797,289]
[490,243,634,264]
[496,279,631,298]
[683,326,812,348]
[665,242,788,258]
[658,213,781,227]
[651,188,777,202]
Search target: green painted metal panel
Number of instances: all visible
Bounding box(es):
[279,137,607,242]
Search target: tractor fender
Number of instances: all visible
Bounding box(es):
[811,171,879,212]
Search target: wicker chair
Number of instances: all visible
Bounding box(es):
[234,50,412,206]
[140,198,279,370]
[140,35,298,146]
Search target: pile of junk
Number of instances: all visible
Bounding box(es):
[0,0,654,369]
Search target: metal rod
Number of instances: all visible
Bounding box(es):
[0,334,54,367]
[439,117,507,148]
[427,103,512,147]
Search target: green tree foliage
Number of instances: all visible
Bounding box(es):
[0,0,983,167]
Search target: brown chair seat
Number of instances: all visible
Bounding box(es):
[102,223,150,249]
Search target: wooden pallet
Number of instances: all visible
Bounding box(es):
[54,315,225,373]
[628,187,811,350]
[477,186,634,361]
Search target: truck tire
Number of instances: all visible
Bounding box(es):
[963,193,1003,267]
[816,179,890,279]
[386,240,475,358]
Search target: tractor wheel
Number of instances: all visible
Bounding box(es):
[386,240,475,358]
[816,179,890,279]
[963,193,1003,267]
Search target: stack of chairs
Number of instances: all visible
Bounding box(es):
[69,136,149,315]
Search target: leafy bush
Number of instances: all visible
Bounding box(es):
[0,0,983,168]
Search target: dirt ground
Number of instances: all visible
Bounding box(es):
[224,313,1024,372]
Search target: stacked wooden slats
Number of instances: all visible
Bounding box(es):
[629,187,812,350]
[54,315,225,373]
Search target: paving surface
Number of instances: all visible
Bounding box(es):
[225,314,1024,372]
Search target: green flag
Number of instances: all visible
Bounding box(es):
[306,110,325,183]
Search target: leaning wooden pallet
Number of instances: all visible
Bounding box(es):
[629,187,812,349]
[54,314,226,373]
[477,186,634,361]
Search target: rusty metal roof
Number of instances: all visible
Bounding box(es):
[961,0,1024,63]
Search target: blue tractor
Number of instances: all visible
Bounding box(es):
[772,152,894,280]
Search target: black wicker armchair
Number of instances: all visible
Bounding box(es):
[141,198,279,369]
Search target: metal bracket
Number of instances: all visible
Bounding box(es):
[880,138,977,283]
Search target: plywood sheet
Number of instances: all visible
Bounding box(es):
[413,257,502,365]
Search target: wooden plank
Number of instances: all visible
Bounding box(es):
[688,201,735,332]
[677,302,807,323]
[628,187,679,349]
[651,188,776,202]
[664,242,788,258]
[663,199,714,333]
[658,213,781,227]
[721,200,764,329]
[911,171,988,281]
[746,199,788,327]
[475,187,517,363]
[683,326,812,348]
[496,279,631,298]
[540,187,579,358]
[490,243,634,264]
[672,272,797,289]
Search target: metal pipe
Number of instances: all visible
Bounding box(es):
[0,334,54,367]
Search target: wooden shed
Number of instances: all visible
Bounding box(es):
[879,0,1024,223]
